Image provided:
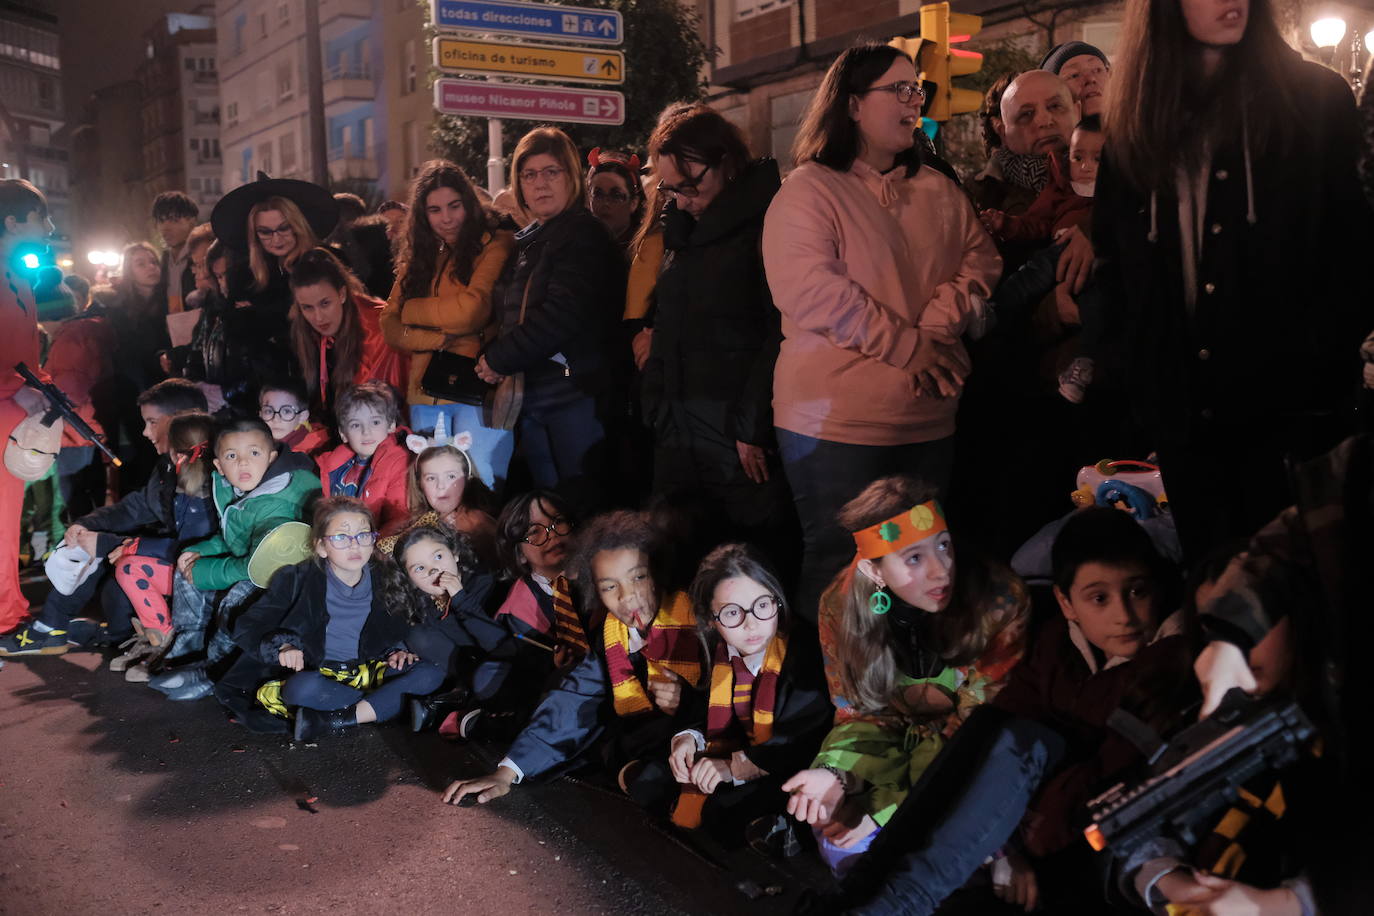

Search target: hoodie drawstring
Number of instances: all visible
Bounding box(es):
[1241,108,1257,227]
[1147,192,1159,244]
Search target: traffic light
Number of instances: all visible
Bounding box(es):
[915,2,984,121]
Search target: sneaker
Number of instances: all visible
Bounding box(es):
[125,661,151,683]
[1058,357,1094,405]
[65,618,111,650]
[148,667,212,700]
[0,625,69,656]
[108,634,154,672]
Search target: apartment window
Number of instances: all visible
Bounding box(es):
[261,146,273,175]
[340,124,352,157]
[232,14,245,56]
[184,58,196,70]
[226,101,238,127]
[258,12,268,38]
[257,71,273,112]
[189,137,199,153]
[402,39,417,94]
[210,138,221,159]
[277,60,294,100]
[36,78,54,111]
[361,117,373,155]
[280,132,297,172]
[278,1,290,23]
[736,0,793,20]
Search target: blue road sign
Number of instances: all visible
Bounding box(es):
[431,0,623,46]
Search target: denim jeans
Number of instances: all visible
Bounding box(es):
[516,373,607,509]
[775,430,954,622]
[281,660,445,722]
[37,565,135,641]
[842,708,1067,916]
[409,402,515,494]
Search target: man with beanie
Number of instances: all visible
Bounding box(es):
[1041,41,1111,117]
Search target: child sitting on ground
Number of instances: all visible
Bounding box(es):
[627,543,833,848]
[151,416,321,700]
[318,381,411,533]
[830,506,1192,915]
[258,377,328,456]
[0,379,208,661]
[981,115,1105,404]
[402,442,497,567]
[250,497,445,741]
[441,510,706,805]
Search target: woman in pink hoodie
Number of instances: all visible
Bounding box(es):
[762,43,1001,621]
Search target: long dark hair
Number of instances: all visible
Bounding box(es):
[1105,0,1300,192]
[793,42,922,177]
[648,103,751,189]
[381,523,480,625]
[396,160,489,301]
[288,247,368,407]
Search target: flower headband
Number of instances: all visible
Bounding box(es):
[852,500,948,560]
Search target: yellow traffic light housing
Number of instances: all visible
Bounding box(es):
[904,2,984,122]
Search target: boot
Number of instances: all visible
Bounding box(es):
[294,707,358,742]
[408,686,473,733]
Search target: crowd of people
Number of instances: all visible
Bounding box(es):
[2,0,1373,911]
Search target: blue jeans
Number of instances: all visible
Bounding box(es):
[517,374,606,506]
[842,709,1067,916]
[776,430,954,622]
[281,660,445,722]
[409,402,515,494]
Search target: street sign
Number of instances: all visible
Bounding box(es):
[435,78,625,126]
[431,0,623,46]
[434,36,624,85]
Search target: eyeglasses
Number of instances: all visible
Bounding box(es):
[713,594,781,629]
[656,163,712,199]
[859,81,927,105]
[7,435,56,459]
[259,404,304,422]
[254,224,294,240]
[519,166,566,185]
[521,517,572,547]
[324,531,379,548]
[590,188,630,203]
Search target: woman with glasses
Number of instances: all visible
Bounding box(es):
[762,42,1001,622]
[287,247,407,421]
[381,160,516,492]
[624,542,832,847]
[475,128,628,509]
[585,148,645,252]
[641,104,796,578]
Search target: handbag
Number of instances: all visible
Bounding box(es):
[483,278,532,431]
[419,350,489,405]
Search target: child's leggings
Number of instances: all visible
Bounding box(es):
[281,661,445,722]
[114,555,174,638]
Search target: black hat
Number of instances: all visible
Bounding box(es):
[1040,41,1109,75]
[210,171,339,253]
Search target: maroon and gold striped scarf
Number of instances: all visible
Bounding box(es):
[603,591,701,718]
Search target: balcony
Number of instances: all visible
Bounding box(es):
[192,108,220,125]
[319,0,369,40]
[192,70,218,84]
[327,154,377,182]
[323,63,373,110]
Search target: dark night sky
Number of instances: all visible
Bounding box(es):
[54,0,197,129]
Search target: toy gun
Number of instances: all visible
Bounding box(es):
[1083,689,1314,861]
[15,362,121,466]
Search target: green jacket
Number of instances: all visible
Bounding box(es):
[189,449,321,591]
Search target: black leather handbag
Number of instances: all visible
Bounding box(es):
[419,351,490,405]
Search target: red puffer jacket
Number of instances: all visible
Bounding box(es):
[317,430,413,533]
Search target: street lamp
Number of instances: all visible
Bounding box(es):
[1366,28,1374,55]
[1311,17,1347,48]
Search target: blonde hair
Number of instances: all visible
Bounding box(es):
[825,475,1017,715]
[509,128,584,215]
[247,196,318,291]
[406,444,475,515]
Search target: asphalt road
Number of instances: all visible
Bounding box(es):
[0,648,816,916]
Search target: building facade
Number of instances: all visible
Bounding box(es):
[0,0,69,233]
[139,10,222,218]
[217,0,380,195]
[68,80,146,262]
[378,0,432,200]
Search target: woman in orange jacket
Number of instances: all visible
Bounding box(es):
[381,161,515,492]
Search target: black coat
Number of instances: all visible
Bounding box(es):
[1093,55,1374,442]
[245,560,411,666]
[642,158,782,448]
[483,205,628,395]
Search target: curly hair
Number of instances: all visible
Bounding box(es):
[567,510,672,618]
[380,523,479,625]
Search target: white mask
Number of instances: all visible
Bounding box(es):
[1071,179,1096,198]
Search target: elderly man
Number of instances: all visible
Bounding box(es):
[1041,41,1111,117]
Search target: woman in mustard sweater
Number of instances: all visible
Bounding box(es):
[381,160,515,491]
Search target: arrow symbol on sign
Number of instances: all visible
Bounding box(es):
[601,59,618,76]
[598,20,614,36]
[599,98,617,117]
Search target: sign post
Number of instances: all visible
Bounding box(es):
[430,0,627,194]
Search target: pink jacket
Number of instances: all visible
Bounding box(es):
[762,161,1001,446]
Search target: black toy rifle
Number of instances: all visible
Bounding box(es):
[15,362,121,466]
[1083,689,1315,859]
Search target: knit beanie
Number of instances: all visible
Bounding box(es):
[1040,41,1109,74]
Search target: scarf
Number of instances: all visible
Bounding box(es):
[603,591,702,718]
[672,635,788,829]
[992,147,1051,194]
